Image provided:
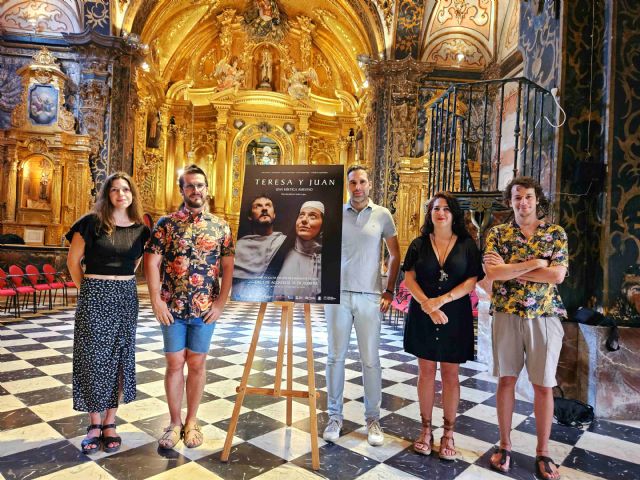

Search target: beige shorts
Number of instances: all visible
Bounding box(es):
[491,312,564,387]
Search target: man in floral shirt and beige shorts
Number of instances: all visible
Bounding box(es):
[145,164,235,450]
[483,176,568,480]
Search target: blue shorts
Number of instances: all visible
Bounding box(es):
[160,316,216,354]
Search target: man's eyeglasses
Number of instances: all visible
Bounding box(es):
[184,183,207,192]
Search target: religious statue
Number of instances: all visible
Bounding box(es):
[147,111,162,148]
[245,0,286,41]
[286,66,318,100]
[258,48,273,90]
[214,57,245,92]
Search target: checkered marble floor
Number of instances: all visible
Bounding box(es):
[1,301,640,480]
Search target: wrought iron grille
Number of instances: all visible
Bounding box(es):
[427,77,557,199]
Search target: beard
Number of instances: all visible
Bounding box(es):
[184,195,205,209]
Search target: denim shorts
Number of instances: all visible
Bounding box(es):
[160,316,216,354]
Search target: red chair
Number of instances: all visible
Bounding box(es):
[8,265,37,313]
[42,264,68,306]
[25,264,53,310]
[389,280,412,328]
[470,289,479,318]
[0,268,20,317]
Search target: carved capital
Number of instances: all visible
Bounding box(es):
[22,138,50,154]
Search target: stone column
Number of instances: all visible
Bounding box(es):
[5,157,18,222]
[215,125,229,215]
[337,137,349,166]
[296,131,310,165]
[51,163,62,224]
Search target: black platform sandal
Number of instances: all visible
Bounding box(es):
[489,447,513,473]
[102,423,122,453]
[81,424,102,454]
[535,455,560,479]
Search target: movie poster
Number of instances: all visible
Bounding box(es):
[232,164,344,304]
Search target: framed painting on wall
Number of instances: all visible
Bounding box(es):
[28,84,58,126]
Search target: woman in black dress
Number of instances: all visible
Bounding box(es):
[66,172,149,454]
[403,192,483,460]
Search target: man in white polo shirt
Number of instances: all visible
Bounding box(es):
[323,165,401,446]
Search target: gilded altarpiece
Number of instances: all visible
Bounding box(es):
[395,158,430,259]
[0,49,91,245]
[132,2,364,228]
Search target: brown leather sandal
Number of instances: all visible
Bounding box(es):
[183,423,204,448]
[414,418,434,456]
[490,447,513,473]
[158,424,183,449]
[536,455,561,479]
[439,418,457,460]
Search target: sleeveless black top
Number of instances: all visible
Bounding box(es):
[65,214,150,275]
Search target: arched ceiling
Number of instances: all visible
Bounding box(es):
[115,0,387,104]
[417,0,520,71]
[0,0,84,35]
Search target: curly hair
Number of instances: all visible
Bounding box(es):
[502,176,549,219]
[420,192,470,239]
[93,172,144,235]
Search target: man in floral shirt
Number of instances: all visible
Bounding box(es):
[145,164,234,450]
[483,176,567,480]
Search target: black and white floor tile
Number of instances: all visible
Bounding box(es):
[1,300,639,479]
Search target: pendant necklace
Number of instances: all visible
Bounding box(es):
[431,233,455,282]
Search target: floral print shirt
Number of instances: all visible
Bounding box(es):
[484,221,568,319]
[145,208,235,319]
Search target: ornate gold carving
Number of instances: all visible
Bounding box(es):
[217,9,237,59]
[286,67,318,100]
[428,39,487,68]
[296,16,315,68]
[79,79,109,156]
[371,0,394,30]
[58,108,75,132]
[138,151,163,203]
[23,138,50,154]
[437,0,490,26]
[32,48,58,67]
[214,58,245,92]
[244,0,288,42]
[313,53,333,81]
[199,50,217,81]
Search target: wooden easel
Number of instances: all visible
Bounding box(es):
[220,301,320,470]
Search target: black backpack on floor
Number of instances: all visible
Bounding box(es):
[553,386,594,428]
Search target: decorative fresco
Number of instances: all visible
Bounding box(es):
[28,84,59,126]
[519,0,560,90]
[606,0,640,307]
[0,65,22,130]
[0,0,82,35]
[84,0,111,35]
[556,0,606,313]
[394,0,426,60]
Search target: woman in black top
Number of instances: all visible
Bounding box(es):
[66,172,150,454]
[403,192,483,460]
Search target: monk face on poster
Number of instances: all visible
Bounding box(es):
[250,196,276,226]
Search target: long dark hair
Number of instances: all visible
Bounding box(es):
[93,172,144,235]
[420,192,469,239]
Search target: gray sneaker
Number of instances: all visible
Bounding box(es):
[367,419,384,446]
[323,417,342,442]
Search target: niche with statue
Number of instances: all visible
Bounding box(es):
[246,136,280,165]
